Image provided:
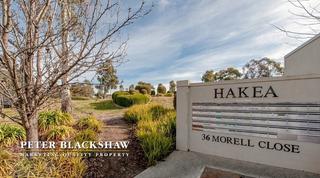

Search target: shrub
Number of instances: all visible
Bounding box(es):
[141,89,148,94]
[156,93,163,97]
[137,120,174,165]
[129,89,139,95]
[141,133,173,165]
[77,116,102,132]
[149,105,170,120]
[136,111,176,139]
[136,120,159,139]
[73,129,98,142]
[0,124,26,147]
[0,149,18,176]
[70,81,94,98]
[125,104,176,165]
[14,155,86,177]
[114,92,150,107]
[38,111,74,132]
[164,93,173,97]
[124,104,152,123]
[159,111,176,138]
[135,84,151,94]
[112,91,129,101]
[157,84,167,94]
[151,90,156,96]
[44,126,75,141]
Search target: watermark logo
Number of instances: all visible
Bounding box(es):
[19,141,130,158]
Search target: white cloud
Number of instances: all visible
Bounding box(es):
[114,0,319,87]
[158,0,170,9]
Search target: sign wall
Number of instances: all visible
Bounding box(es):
[176,75,320,174]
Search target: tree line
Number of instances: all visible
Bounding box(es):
[128,81,176,96]
[201,57,284,82]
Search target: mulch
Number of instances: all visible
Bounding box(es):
[83,125,148,178]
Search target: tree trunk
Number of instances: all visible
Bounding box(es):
[60,2,72,113]
[103,86,107,99]
[25,114,39,142]
[61,78,72,113]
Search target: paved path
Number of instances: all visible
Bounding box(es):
[136,151,320,178]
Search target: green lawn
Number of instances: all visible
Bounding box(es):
[0,97,173,123]
[89,100,121,110]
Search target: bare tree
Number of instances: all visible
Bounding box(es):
[59,0,74,113]
[0,0,150,142]
[274,0,320,39]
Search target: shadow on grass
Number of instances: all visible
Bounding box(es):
[90,100,121,110]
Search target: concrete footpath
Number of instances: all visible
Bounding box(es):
[135,151,320,178]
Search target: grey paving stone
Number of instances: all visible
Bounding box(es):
[135,151,320,178]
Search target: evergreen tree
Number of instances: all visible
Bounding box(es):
[97,61,119,98]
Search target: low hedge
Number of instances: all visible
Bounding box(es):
[112,91,150,107]
[112,91,129,101]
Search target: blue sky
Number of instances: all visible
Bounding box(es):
[111,0,318,89]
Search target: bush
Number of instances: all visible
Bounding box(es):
[129,89,139,95]
[164,93,173,97]
[156,93,163,97]
[159,111,176,138]
[124,105,152,123]
[124,104,176,165]
[139,132,173,165]
[135,84,151,94]
[151,90,156,96]
[0,124,26,147]
[0,149,18,176]
[136,111,176,140]
[38,111,74,132]
[136,120,158,139]
[124,104,173,123]
[112,91,129,101]
[77,116,102,132]
[141,89,148,94]
[44,126,75,141]
[157,84,167,94]
[136,116,175,165]
[149,105,170,120]
[1,151,86,177]
[113,92,150,107]
[70,81,94,98]
[13,155,86,177]
[74,129,98,142]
